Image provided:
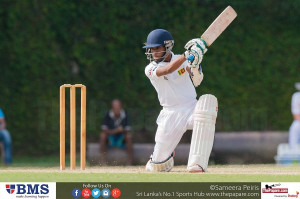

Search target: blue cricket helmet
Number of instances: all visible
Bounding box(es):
[143,29,174,62]
[143,29,174,49]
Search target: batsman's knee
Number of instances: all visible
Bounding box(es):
[194,94,218,124]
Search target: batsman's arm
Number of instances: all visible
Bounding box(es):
[156,55,186,77]
[294,114,300,121]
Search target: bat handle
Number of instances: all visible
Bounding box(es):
[187,55,194,63]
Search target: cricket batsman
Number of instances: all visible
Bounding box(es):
[143,29,218,172]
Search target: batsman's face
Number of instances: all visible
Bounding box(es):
[151,46,166,59]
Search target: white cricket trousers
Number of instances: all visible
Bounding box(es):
[289,120,300,149]
[152,100,197,162]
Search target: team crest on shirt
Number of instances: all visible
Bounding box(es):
[148,66,157,77]
[177,68,185,75]
[148,67,153,76]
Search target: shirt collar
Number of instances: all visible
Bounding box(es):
[109,109,126,120]
[161,52,174,63]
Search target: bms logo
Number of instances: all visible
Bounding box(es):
[5,184,49,194]
[6,184,15,194]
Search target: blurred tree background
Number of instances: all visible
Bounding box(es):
[0,0,299,155]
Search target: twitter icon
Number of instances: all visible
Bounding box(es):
[91,188,101,198]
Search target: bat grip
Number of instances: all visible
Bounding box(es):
[187,55,194,63]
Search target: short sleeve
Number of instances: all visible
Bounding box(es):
[145,63,159,80]
[0,109,5,118]
[122,111,131,131]
[101,112,110,130]
[291,93,300,114]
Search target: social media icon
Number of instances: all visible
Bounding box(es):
[91,188,101,198]
[82,188,91,198]
[111,188,121,198]
[102,188,111,198]
[72,188,81,198]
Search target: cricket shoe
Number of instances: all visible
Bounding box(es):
[187,164,204,173]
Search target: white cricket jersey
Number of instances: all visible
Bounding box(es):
[145,52,197,108]
[291,92,300,115]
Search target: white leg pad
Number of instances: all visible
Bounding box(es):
[187,94,218,172]
[146,155,174,172]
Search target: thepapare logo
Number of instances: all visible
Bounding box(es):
[265,183,281,189]
[7,184,50,194]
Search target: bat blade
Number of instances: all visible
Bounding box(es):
[201,6,237,46]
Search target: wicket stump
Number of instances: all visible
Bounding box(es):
[60,84,86,170]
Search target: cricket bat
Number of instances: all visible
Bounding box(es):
[201,6,237,46]
[188,6,237,61]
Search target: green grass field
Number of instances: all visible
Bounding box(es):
[1,168,300,182]
[0,156,299,182]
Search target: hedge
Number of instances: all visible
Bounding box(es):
[0,0,299,155]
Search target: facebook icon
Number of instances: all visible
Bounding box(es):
[72,188,81,198]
